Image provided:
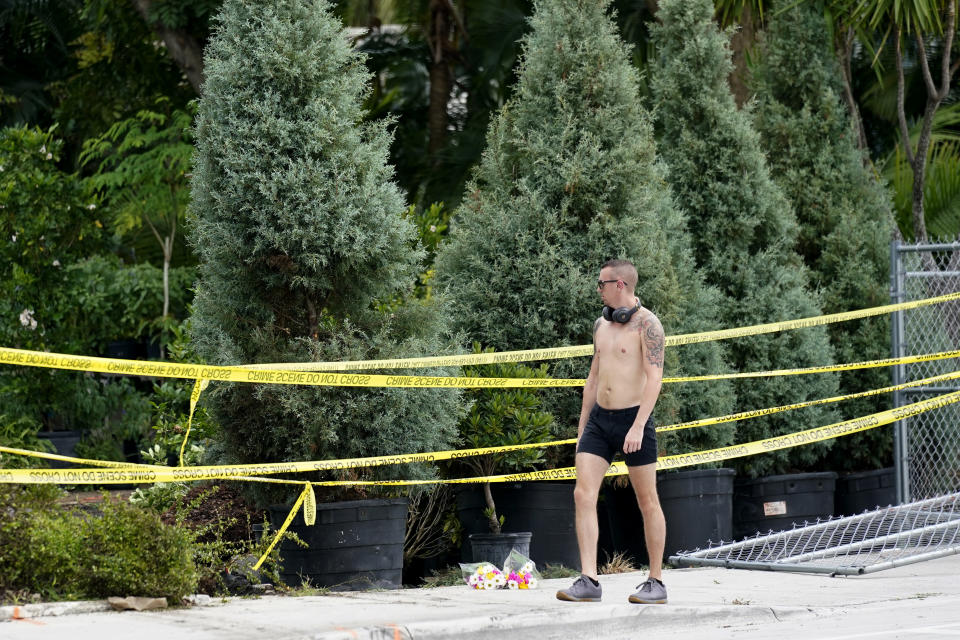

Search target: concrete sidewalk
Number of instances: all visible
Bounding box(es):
[3,553,959,639]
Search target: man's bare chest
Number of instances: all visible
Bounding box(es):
[595,323,643,362]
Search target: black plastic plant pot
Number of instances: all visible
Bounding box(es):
[835,467,896,516]
[468,531,532,569]
[36,430,83,469]
[658,468,735,558]
[267,497,408,591]
[733,472,838,540]
[455,482,578,569]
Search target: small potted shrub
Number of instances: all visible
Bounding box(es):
[448,347,557,569]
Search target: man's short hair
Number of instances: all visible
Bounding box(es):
[601,259,638,289]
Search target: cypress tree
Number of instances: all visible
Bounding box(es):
[752,4,894,471]
[188,0,463,498]
[650,0,839,476]
[435,0,734,455]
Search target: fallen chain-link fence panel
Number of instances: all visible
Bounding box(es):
[669,493,960,575]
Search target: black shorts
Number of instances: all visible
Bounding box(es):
[576,404,657,467]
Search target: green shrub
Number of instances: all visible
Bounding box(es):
[0,493,197,601]
[434,0,734,457]
[752,5,894,471]
[0,484,64,600]
[651,0,839,476]
[188,0,465,504]
[0,414,52,468]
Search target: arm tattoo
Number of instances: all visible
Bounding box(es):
[640,315,665,368]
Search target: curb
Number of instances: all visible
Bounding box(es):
[306,603,821,640]
[0,601,113,621]
[0,594,214,622]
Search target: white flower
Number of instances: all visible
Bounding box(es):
[429,225,437,232]
[19,309,37,330]
[526,577,539,589]
[52,259,60,267]
[507,580,519,590]
[521,561,534,573]
[45,153,53,160]
[87,203,96,210]
[40,145,46,154]
[11,234,16,242]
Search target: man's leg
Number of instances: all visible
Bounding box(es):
[627,462,665,580]
[573,452,612,579]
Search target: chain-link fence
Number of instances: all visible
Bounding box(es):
[892,239,960,502]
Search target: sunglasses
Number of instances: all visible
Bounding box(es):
[597,279,620,290]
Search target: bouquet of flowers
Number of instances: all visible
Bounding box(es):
[460,550,541,590]
[503,549,540,590]
[461,562,506,590]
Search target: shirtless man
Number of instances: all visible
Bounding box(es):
[556,259,667,604]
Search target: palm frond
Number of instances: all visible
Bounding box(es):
[924,141,960,237]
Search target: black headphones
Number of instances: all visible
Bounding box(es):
[602,298,641,324]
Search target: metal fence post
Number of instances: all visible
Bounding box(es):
[890,239,907,504]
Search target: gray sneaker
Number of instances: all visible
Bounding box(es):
[628,578,667,604]
[556,575,602,602]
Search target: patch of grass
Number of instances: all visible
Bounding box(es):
[599,551,636,575]
[420,566,464,588]
[540,564,579,579]
[285,578,330,597]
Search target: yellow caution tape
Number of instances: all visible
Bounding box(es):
[277,388,960,486]
[659,369,960,432]
[3,378,957,485]
[662,349,960,383]
[0,348,585,387]
[0,440,572,483]
[2,292,958,383]
[243,290,960,370]
[303,484,316,526]
[4,361,958,479]
[252,483,310,571]
[244,346,594,371]
[1,343,958,391]
[180,379,210,466]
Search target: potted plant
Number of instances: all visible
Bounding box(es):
[187,0,464,591]
[447,347,558,568]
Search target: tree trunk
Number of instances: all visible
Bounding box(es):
[162,249,170,319]
[130,0,205,95]
[895,1,957,243]
[837,27,870,154]
[161,234,172,360]
[728,4,756,109]
[910,102,936,243]
[427,0,454,156]
[482,482,501,534]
